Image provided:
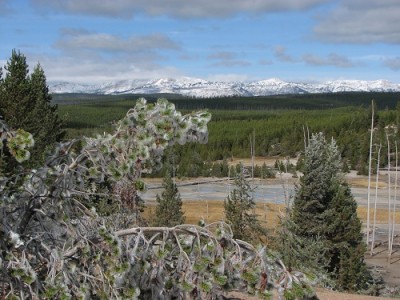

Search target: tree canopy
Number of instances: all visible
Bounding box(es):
[224,165,267,243]
[0,50,64,171]
[153,167,185,227]
[291,132,370,291]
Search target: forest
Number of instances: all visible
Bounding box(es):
[56,91,400,177]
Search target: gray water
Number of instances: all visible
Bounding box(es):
[142,179,396,209]
[143,180,294,205]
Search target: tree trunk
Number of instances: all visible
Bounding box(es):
[366,100,374,246]
[370,144,381,256]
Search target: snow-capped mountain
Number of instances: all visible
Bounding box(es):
[49,77,400,98]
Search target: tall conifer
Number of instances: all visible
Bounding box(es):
[0,50,64,169]
[291,132,369,291]
[28,63,64,163]
[0,50,31,128]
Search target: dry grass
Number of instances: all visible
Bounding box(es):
[144,200,283,228]
[348,177,387,188]
[144,200,399,226]
[228,157,276,167]
[357,206,400,224]
[183,200,284,227]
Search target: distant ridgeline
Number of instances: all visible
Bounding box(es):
[52,92,400,110]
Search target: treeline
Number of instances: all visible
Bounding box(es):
[152,105,400,177]
[149,155,278,179]
[56,93,400,177]
[54,91,400,110]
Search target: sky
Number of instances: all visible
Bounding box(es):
[1,0,400,84]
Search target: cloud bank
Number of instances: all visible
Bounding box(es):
[32,0,328,18]
[314,0,400,44]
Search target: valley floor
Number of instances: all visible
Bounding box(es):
[142,165,400,295]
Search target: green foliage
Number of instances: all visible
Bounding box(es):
[0,50,64,171]
[0,49,30,127]
[254,162,276,179]
[4,128,34,163]
[274,209,332,288]
[224,164,268,243]
[290,132,370,291]
[153,168,185,226]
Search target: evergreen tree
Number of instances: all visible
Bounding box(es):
[291,132,369,291]
[0,50,31,128]
[27,63,64,163]
[153,169,185,227]
[224,164,267,242]
[275,211,331,286]
[0,50,64,169]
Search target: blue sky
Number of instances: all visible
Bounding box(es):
[1,0,400,83]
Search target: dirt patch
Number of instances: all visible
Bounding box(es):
[314,288,390,300]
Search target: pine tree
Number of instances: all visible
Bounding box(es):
[224,164,267,243]
[27,63,64,163]
[153,169,185,227]
[0,50,64,169]
[0,50,31,128]
[291,132,369,291]
[275,211,330,285]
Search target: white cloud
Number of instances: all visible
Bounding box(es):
[55,30,180,53]
[274,45,296,62]
[384,57,400,71]
[48,30,182,82]
[208,51,236,60]
[31,54,183,84]
[314,0,400,44]
[32,0,328,18]
[302,53,354,68]
[259,59,273,65]
[25,30,182,83]
[208,51,251,67]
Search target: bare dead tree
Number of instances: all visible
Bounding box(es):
[366,100,375,246]
[370,144,381,256]
[389,140,398,262]
[250,129,255,179]
[386,128,393,261]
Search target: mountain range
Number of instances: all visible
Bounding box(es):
[49,77,400,98]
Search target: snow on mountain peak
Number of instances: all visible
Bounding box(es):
[49,77,400,98]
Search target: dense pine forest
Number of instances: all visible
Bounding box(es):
[55,92,400,177]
